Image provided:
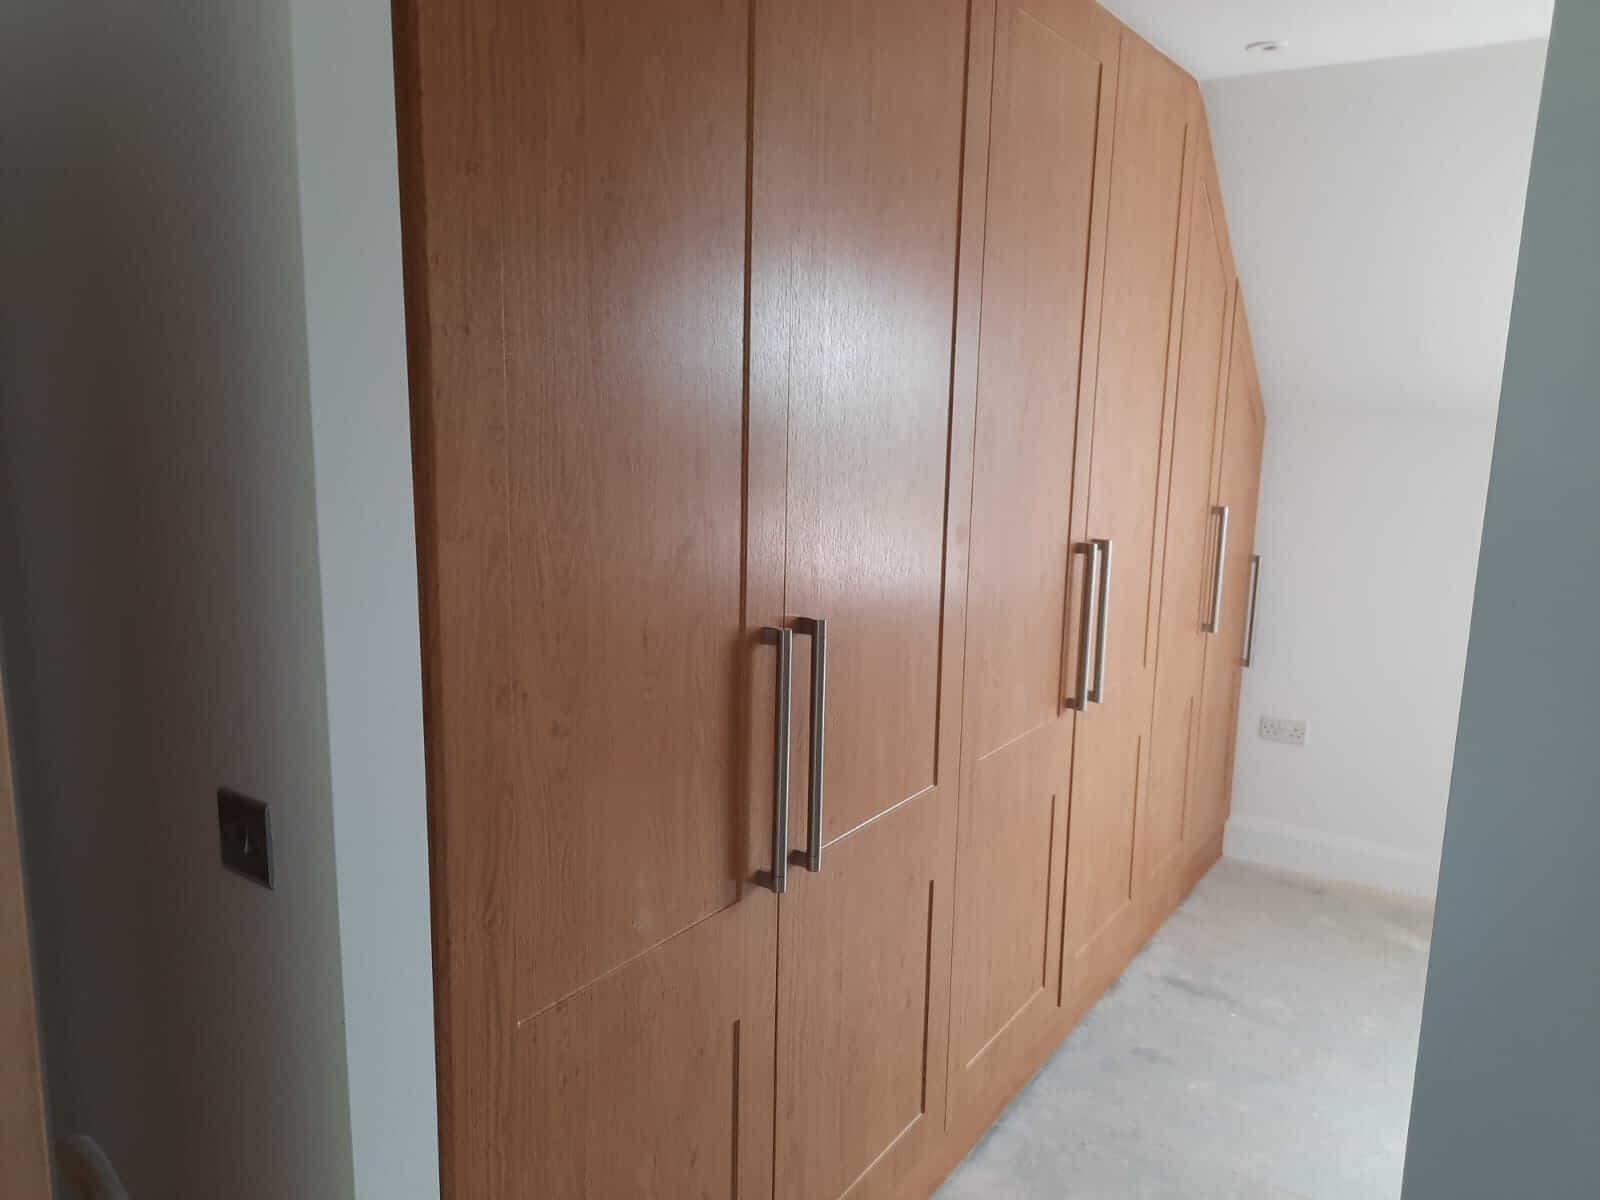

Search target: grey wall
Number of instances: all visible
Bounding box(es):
[1402,7,1598,1198]
[0,0,437,1195]
[288,0,440,1193]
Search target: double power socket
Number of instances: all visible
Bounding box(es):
[1258,716,1309,746]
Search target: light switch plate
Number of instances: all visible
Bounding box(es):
[1259,716,1309,746]
[218,788,274,888]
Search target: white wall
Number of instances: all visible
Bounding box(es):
[0,0,437,1195]
[1403,5,1600,1192]
[1204,40,1547,898]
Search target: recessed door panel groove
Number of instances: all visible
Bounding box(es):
[399,0,778,1192]
[962,987,1046,1072]
[947,0,1117,1145]
[1041,791,1060,988]
[1192,290,1265,846]
[775,792,956,1200]
[976,715,1065,768]
[1143,156,1232,886]
[500,0,757,1023]
[920,879,937,1112]
[953,743,1061,1065]
[403,0,1260,1194]
[1061,29,1196,1000]
[761,0,971,1195]
[731,1020,742,1200]
[964,4,1100,762]
[1126,734,1143,902]
[1139,120,1192,673]
[838,1114,926,1200]
[516,891,755,1028]
[516,895,776,1199]
[822,782,938,852]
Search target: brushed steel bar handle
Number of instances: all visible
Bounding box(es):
[1066,541,1102,711]
[757,626,793,894]
[1243,555,1262,668]
[1090,537,1114,704]
[1204,505,1231,634]
[791,617,827,873]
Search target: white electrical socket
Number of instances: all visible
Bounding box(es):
[1259,716,1309,746]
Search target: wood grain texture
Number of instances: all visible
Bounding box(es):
[964,0,1102,759]
[755,0,974,1194]
[911,829,1226,1198]
[500,0,755,1023]
[394,0,519,1187]
[1061,28,1197,994]
[517,891,776,1199]
[396,0,781,1195]
[1141,128,1233,887]
[752,0,966,851]
[929,22,1261,1195]
[946,0,1118,1140]
[396,0,1267,1193]
[0,672,50,1200]
[924,44,1262,1188]
[754,0,971,845]
[1190,290,1266,846]
[951,740,1063,1082]
[776,793,956,1200]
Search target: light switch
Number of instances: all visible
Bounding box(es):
[218,788,274,889]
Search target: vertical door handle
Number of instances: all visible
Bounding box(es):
[1204,505,1231,634]
[1089,538,1114,704]
[1243,555,1262,668]
[790,617,827,873]
[1066,541,1102,711]
[757,626,793,894]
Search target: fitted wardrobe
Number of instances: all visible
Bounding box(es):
[393,0,1266,1195]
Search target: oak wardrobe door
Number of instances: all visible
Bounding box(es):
[1060,30,1196,996]
[751,0,972,1196]
[946,0,1118,1140]
[1191,294,1266,847]
[397,1,780,1196]
[1141,129,1235,886]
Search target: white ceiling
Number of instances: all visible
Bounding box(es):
[1098,0,1553,80]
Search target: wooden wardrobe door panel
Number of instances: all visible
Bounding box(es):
[1192,297,1266,845]
[753,0,971,1196]
[965,2,1105,757]
[951,734,1067,1100]
[1142,153,1233,886]
[501,0,761,1020]
[398,0,782,1194]
[948,0,1117,1135]
[1061,30,1195,990]
[757,0,968,842]
[518,892,777,1199]
[775,794,956,1200]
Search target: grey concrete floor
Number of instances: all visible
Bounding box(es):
[937,859,1434,1200]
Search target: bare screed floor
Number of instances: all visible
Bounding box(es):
[937,859,1433,1200]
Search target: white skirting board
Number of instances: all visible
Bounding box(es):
[1223,815,1440,901]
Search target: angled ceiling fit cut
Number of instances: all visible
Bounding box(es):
[1098,0,1553,80]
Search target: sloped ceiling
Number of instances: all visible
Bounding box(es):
[1100,0,1553,79]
